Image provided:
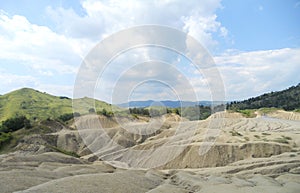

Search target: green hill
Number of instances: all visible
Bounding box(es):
[0,88,116,122]
[227,83,300,111]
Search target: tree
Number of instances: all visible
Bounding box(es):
[0,115,31,133]
[58,113,74,122]
[89,108,96,113]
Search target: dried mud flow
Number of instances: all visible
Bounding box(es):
[1,112,300,193]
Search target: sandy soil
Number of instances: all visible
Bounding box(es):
[1,112,299,192]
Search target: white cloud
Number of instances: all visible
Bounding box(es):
[2,0,298,103]
[0,72,37,94]
[0,11,87,76]
[1,0,228,99]
[47,0,225,49]
[215,48,300,100]
[35,84,74,97]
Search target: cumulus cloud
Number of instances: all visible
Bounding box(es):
[215,48,300,100]
[1,0,298,103]
[1,0,228,98]
[0,71,37,94]
[47,0,225,49]
[0,11,91,76]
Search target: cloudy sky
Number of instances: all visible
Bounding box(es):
[0,0,299,103]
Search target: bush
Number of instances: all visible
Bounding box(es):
[0,132,13,147]
[230,130,243,136]
[97,109,114,117]
[273,138,289,144]
[58,113,74,122]
[262,132,271,136]
[73,112,81,117]
[237,109,256,118]
[0,115,31,133]
[254,135,260,139]
[89,108,95,113]
[282,135,292,140]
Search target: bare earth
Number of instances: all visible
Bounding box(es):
[0,111,300,193]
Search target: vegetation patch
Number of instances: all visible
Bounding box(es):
[262,132,271,136]
[230,130,243,136]
[227,83,300,111]
[237,109,256,118]
[0,116,31,133]
[0,132,13,148]
[244,137,250,141]
[254,135,260,139]
[46,145,80,158]
[273,138,289,144]
[259,107,281,114]
[58,113,74,122]
[281,135,292,140]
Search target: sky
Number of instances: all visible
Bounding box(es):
[0,0,299,103]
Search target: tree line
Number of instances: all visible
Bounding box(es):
[227,83,300,111]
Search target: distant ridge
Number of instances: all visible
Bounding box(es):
[228,83,300,111]
[117,100,227,108]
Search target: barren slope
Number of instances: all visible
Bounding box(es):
[1,112,299,192]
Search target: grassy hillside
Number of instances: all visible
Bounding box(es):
[227,83,300,111]
[0,88,117,122]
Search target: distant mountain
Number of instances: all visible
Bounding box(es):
[117,100,226,108]
[227,83,300,111]
[0,88,115,122]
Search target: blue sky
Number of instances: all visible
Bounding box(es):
[0,0,299,103]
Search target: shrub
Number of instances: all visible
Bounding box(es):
[230,130,243,136]
[0,115,31,132]
[254,135,260,139]
[97,109,114,117]
[73,112,81,117]
[58,113,74,122]
[0,132,13,147]
[273,138,289,144]
[262,132,271,136]
[237,109,256,118]
[282,135,292,140]
[89,108,95,113]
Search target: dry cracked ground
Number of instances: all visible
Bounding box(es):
[1,111,300,193]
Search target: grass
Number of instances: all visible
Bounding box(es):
[237,109,256,118]
[258,107,282,114]
[232,107,287,118]
[0,132,13,148]
[0,88,120,122]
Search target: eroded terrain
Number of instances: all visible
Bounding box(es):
[1,111,300,193]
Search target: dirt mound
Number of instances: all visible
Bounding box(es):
[0,150,299,193]
[267,110,300,121]
[161,142,291,169]
[11,112,300,170]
